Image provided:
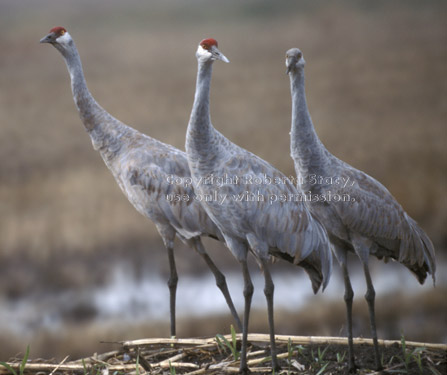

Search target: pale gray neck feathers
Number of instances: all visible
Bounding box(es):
[59,39,130,158]
[186,60,214,156]
[290,68,328,178]
[60,42,102,132]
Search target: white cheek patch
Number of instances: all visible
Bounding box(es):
[196,45,211,59]
[57,32,71,44]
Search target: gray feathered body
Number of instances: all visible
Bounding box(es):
[289,56,436,283]
[95,124,222,247]
[57,35,222,250]
[186,60,332,292]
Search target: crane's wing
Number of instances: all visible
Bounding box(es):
[205,133,332,288]
[328,164,435,280]
[114,139,221,241]
[332,168,404,239]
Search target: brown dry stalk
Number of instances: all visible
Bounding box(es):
[0,363,139,373]
[48,355,69,375]
[123,337,216,347]
[123,334,447,351]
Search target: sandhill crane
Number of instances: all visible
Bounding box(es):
[39,26,242,337]
[285,48,436,371]
[185,38,333,374]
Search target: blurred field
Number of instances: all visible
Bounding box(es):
[0,0,446,361]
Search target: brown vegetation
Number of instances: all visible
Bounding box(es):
[2,335,446,374]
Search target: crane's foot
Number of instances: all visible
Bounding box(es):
[374,363,383,372]
[272,364,282,373]
[270,350,281,373]
[373,347,383,372]
[238,365,251,374]
[347,361,358,374]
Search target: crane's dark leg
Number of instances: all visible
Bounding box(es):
[166,246,178,338]
[239,259,253,374]
[363,263,382,371]
[341,262,357,372]
[198,251,242,330]
[260,258,280,372]
[191,239,242,330]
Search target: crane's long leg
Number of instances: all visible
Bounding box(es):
[341,262,357,372]
[260,258,280,372]
[362,262,382,371]
[166,246,178,338]
[239,259,253,375]
[197,251,242,330]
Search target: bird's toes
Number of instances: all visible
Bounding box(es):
[347,363,358,374]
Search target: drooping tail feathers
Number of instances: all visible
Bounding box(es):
[269,211,333,293]
[271,250,323,294]
[399,214,436,285]
[294,215,333,293]
[296,238,333,293]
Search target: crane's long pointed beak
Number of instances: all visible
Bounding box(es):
[212,46,230,63]
[40,34,52,43]
[218,53,230,63]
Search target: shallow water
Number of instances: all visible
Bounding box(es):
[2,257,445,337]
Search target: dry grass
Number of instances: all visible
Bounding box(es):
[2,335,446,374]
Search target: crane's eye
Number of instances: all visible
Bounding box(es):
[297,53,302,59]
[60,30,65,35]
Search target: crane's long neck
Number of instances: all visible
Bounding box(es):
[186,60,215,162]
[58,40,130,160]
[60,42,105,132]
[290,68,328,181]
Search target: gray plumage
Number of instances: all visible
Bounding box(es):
[40,27,242,336]
[186,39,333,374]
[286,47,436,371]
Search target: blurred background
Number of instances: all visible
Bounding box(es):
[0,0,446,360]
